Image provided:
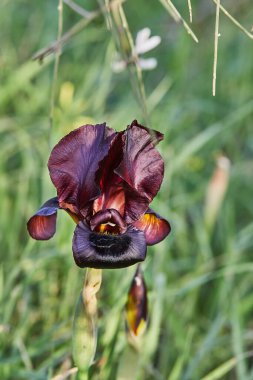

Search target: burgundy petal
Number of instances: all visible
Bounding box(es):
[121,185,150,223]
[93,173,126,217]
[94,133,126,216]
[27,198,59,240]
[97,132,124,190]
[129,120,164,145]
[72,222,146,269]
[48,124,116,217]
[115,121,164,223]
[133,208,171,245]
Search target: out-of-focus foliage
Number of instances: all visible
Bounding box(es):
[1,0,253,379]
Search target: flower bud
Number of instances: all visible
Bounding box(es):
[125,265,148,337]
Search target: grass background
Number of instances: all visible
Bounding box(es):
[1,0,253,379]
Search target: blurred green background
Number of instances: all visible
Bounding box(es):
[1,0,253,379]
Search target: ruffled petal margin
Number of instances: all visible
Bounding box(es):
[133,208,171,245]
[72,222,147,269]
[115,120,164,223]
[27,197,59,240]
[48,124,116,217]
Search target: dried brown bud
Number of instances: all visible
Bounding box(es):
[204,155,230,230]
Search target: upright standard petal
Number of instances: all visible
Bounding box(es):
[48,124,116,216]
[94,133,126,216]
[72,222,146,269]
[115,120,164,222]
[27,198,59,240]
[133,208,171,245]
[128,120,164,146]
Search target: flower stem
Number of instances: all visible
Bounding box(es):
[72,268,102,378]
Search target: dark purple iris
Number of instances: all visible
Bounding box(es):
[27,120,171,269]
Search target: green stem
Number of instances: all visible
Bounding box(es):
[72,269,102,378]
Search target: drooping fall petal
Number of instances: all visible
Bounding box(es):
[48,124,116,217]
[27,197,59,240]
[72,222,146,269]
[125,265,148,337]
[133,208,171,245]
[115,120,164,222]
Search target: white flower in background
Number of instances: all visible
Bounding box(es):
[112,27,161,73]
[134,27,161,55]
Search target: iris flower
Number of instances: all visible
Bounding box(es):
[27,120,170,269]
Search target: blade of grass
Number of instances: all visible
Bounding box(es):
[49,0,63,146]
[107,1,149,124]
[63,0,92,18]
[147,76,172,113]
[168,327,195,380]
[167,261,253,299]
[32,0,126,61]
[172,99,253,172]
[231,291,248,379]
[212,0,220,96]
[200,351,253,380]
[212,0,253,40]
[187,0,192,23]
[183,316,225,380]
[159,0,198,43]
[235,222,253,252]
[119,5,149,123]
[200,357,237,380]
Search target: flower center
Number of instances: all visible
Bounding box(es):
[88,208,130,257]
[94,222,121,235]
[90,208,127,234]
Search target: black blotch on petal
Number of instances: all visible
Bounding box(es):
[89,232,131,256]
